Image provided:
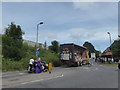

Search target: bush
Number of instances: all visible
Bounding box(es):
[2,48,62,72]
[3,58,22,71]
[53,60,62,67]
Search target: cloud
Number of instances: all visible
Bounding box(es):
[68,28,94,40]
[68,27,118,42]
[24,26,117,46]
[73,2,98,10]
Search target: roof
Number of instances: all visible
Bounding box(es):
[60,43,87,49]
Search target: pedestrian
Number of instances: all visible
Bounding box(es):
[28,57,34,73]
[33,60,37,73]
[118,59,120,69]
[104,57,107,63]
[111,58,114,64]
[36,57,42,73]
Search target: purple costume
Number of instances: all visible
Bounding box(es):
[36,60,42,73]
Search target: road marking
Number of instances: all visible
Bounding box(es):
[19,73,24,75]
[95,68,98,70]
[20,74,64,85]
[2,73,25,78]
[65,68,71,70]
[21,79,44,85]
[6,74,64,87]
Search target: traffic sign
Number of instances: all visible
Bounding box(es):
[36,51,40,55]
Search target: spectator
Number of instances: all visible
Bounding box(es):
[28,57,34,73]
[36,57,42,73]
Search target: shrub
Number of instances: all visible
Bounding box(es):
[53,60,62,67]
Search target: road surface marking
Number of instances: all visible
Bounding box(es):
[19,73,24,75]
[20,74,64,85]
[6,74,64,87]
[65,68,71,69]
[95,68,98,70]
[2,72,26,78]
[21,79,44,85]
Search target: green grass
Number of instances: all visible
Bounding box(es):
[2,49,62,72]
[2,58,29,72]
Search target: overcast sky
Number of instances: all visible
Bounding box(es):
[2,2,118,51]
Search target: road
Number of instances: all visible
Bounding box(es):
[2,63,118,88]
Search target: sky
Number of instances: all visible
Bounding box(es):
[2,2,118,52]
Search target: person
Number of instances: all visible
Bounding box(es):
[41,61,48,72]
[118,59,120,69]
[36,57,42,73]
[111,58,114,64]
[28,57,34,73]
[33,60,37,73]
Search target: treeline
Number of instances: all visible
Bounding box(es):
[111,40,120,60]
[2,22,120,71]
[2,22,61,72]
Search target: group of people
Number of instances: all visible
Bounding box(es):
[28,57,48,73]
[96,57,120,70]
[95,57,115,64]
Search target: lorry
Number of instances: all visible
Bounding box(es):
[60,43,89,67]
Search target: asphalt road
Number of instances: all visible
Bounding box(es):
[2,63,119,88]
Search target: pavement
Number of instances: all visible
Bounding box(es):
[2,63,119,88]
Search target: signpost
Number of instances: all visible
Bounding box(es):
[36,51,40,57]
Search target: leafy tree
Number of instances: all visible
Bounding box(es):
[44,41,47,50]
[83,41,96,53]
[49,40,59,53]
[83,41,99,57]
[2,22,24,60]
[111,40,120,59]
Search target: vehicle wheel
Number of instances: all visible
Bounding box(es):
[67,62,71,67]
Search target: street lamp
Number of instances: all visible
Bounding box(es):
[107,32,112,49]
[36,22,43,48]
[107,32,113,58]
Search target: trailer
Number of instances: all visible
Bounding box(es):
[60,43,88,67]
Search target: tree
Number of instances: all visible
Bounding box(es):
[2,22,24,60]
[111,40,120,59]
[49,40,59,53]
[44,41,47,50]
[83,41,99,57]
[83,41,96,53]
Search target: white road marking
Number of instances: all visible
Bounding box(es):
[85,67,89,69]
[21,79,44,85]
[95,68,98,70]
[19,73,24,75]
[20,74,64,85]
[2,75,9,77]
[2,73,25,78]
[6,74,64,87]
[65,68,71,70]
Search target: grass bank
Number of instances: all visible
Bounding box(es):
[2,50,62,72]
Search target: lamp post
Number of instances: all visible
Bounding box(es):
[36,22,43,58]
[107,32,112,50]
[107,32,113,63]
[36,22,43,48]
